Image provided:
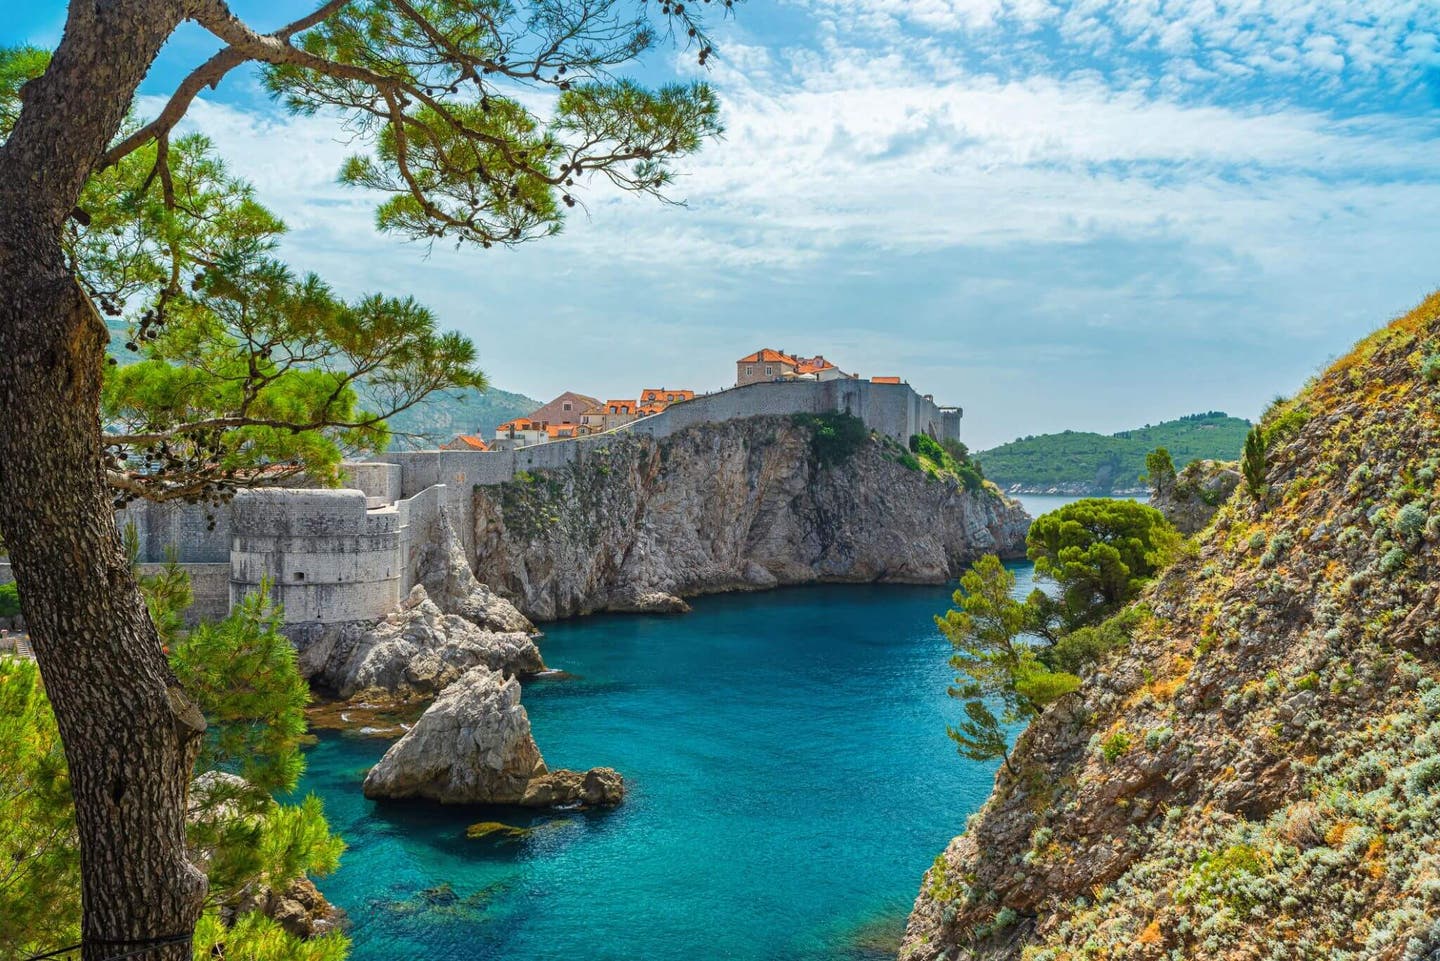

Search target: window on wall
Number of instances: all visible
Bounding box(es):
[563,402,572,411]
[745,366,753,376]
[765,365,773,376]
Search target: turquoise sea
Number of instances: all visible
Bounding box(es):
[296,496,1087,961]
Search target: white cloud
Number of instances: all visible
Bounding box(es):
[140,7,1440,447]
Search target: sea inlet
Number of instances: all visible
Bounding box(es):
[297,562,1049,960]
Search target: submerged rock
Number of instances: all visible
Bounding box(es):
[362,665,624,808]
[466,820,533,840]
[291,585,543,699]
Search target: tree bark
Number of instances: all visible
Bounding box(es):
[0,3,207,959]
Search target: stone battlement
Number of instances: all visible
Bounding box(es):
[0,379,965,625]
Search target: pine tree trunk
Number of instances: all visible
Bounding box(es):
[0,3,206,958]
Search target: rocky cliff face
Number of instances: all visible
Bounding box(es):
[1150,458,1241,535]
[470,416,1030,621]
[903,293,1440,960]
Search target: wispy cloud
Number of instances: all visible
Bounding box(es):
[143,2,1440,447]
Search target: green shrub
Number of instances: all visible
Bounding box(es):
[908,433,986,491]
[1242,425,1268,499]
[0,582,18,618]
[1100,728,1133,762]
[1395,502,1428,541]
[793,413,870,466]
[1420,352,1440,383]
[1178,844,1273,911]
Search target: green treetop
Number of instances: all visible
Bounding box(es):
[939,499,1179,770]
[1025,498,1180,638]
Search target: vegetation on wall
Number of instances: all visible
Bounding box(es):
[980,412,1251,490]
[792,412,872,466]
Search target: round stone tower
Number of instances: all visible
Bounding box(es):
[229,488,401,623]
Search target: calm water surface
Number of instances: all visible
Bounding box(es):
[296,497,1077,961]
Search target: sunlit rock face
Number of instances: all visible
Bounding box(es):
[903,294,1440,961]
[469,415,1030,621]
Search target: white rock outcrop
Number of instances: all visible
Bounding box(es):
[361,665,623,807]
[292,585,543,699]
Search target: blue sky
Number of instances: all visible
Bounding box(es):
[7,1,1440,449]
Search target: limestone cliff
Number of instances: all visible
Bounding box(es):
[469,415,1030,621]
[1150,458,1241,535]
[903,293,1440,960]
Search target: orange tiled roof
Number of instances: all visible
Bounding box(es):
[449,435,489,451]
[638,403,665,416]
[640,387,696,403]
[871,376,903,384]
[796,357,836,375]
[545,425,577,438]
[496,418,542,432]
[605,399,637,412]
[737,348,799,366]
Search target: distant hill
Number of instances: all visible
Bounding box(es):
[978,411,1251,493]
[383,386,541,449]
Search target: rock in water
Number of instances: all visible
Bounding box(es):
[362,665,624,808]
[418,509,537,634]
[293,585,543,699]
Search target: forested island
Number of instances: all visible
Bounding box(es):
[978,411,1251,494]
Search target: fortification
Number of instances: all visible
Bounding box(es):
[47,378,963,625]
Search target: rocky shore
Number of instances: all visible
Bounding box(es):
[362,665,624,808]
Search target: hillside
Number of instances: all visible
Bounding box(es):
[382,386,540,449]
[979,412,1251,493]
[903,291,1440,959]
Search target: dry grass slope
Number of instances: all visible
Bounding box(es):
[902,290,1440,961]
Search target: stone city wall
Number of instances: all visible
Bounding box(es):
[42,379,962,625]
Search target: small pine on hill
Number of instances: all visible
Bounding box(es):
[979,412,1252,492]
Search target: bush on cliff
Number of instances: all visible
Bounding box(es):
[0,581,18,618]
[910,432,986,492]
[793,412,871,466]
[938,500,1178,769]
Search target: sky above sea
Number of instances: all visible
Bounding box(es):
[6,1,1440,449]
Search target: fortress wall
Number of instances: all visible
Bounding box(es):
[142,562,231,625]
[625,380,835,440]
[230,489,401,624]
[395,483,444,593]
[0,560,230,626]
[115,498,232,564]
[343,462,403,506]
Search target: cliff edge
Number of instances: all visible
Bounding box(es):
[903,292,1440,960]
[469,415,1030,621]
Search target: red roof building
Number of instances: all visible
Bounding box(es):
[441,434,491,451]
